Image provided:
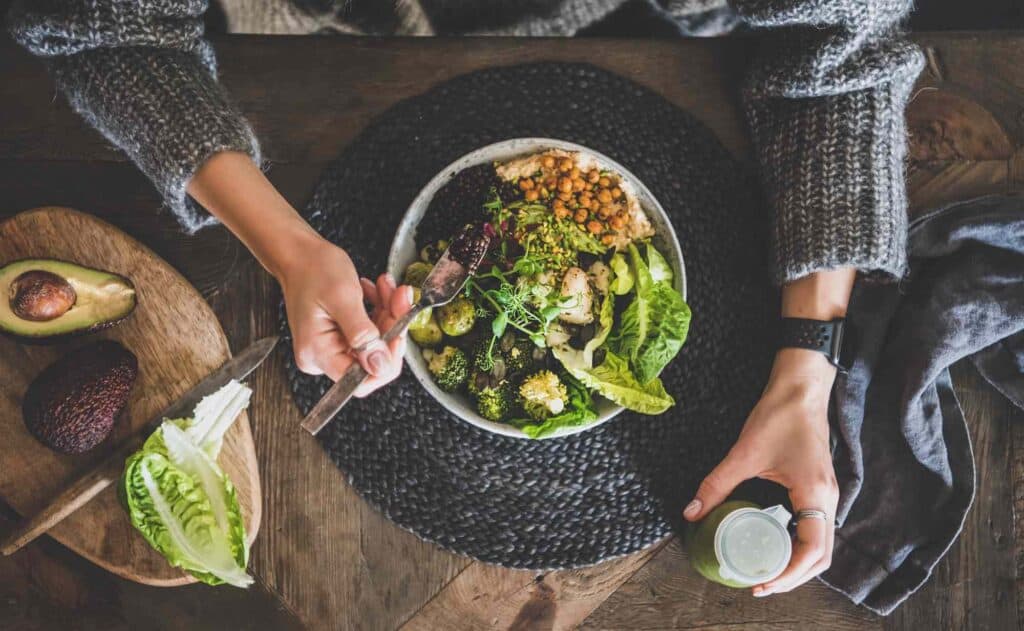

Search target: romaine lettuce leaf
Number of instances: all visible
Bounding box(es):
[123,448,252,587]
[613,244,690,384]
[646,243,673,284]
[608,253,634,295]
[120,381,253,587]
[555,347,674,415]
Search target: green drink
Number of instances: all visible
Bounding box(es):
[686,501,792,588]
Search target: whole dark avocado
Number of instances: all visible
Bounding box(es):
[1,259,136,343]
[23,341,138,455]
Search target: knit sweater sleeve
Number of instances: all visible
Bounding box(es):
[731,0,925,284]
[7,0,260,233]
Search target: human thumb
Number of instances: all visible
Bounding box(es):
[683,450,751,522]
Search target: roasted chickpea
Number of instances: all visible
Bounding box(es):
[524,189,539,202]
[519,178,534,190]
[611,187,623,200]
[587,220,603,235]
[574,209,588,223]
[545,176,558,189]
[553,198,566,211]
[599,176,611,188]
[570,167,581,179]
[610,215,626,230]
[598,189,613,204]
[597,205,613,219]
[542,155,556,169]
[587,169,601,183]
[558,191,573,202]
[572,178,585,192]
[554,206,571,219]
[601,234,615,246]
[589,199,601,211]
[559,157,574,172]
[558,177,573,193]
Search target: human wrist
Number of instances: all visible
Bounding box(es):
[188,151,320,280]
[780,268,856,320]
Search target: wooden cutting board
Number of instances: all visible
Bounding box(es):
[0,207,262,586]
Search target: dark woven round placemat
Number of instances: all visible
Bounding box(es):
[281,62,780,569]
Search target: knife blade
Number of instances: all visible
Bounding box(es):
[144,335,279,434]
[0,336,279,556]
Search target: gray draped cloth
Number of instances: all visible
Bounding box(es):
[823,195,1024,614]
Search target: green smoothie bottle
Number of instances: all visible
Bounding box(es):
[685,501,792,588]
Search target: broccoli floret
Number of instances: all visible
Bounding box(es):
[472,337,498,372]
[518,370,568,421]
[502,336,536,374]
[403,262,433,287]
[426,346,469,392]
[476,381,513,422]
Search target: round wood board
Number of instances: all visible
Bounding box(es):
[0,207,262,586]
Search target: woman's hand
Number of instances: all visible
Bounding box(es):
[683,349,839,596]
[682,267,855,597]
[276,234,413,396]
[187,151,412,395]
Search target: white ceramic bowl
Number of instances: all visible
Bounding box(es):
[388,138,686,439]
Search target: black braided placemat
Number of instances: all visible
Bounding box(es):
[281,62,780,569]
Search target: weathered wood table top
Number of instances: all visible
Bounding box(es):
[1,33,1023,631]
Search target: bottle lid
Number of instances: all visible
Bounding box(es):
[713,505,792,586]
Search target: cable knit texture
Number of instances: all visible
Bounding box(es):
[8,0,922,281]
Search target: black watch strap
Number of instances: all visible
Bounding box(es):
[779,317,846,369]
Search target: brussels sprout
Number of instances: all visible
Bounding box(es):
[420,240,449,264]
[518,370,569,421]
[476,381,513,422]
[409,311,443,346]
[403,262,433,288]
[436,297,476,337]
[426,346,469,392]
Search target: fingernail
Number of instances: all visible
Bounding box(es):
[384,272,396,285]
[366,350,387,376]
[753,587,769,598]
[683,499,702,519]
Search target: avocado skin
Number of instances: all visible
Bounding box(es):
[23,341,138,455]
[0,258,136,344]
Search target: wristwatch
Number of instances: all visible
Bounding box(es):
[779,317,847,370]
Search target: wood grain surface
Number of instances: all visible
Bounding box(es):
[0,33,1022,630]
[0,207,262,586]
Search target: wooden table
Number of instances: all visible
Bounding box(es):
[1,33,1023,631]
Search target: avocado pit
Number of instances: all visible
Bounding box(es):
[9,270,77,322]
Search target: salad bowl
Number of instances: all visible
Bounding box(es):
[388,138,686,439]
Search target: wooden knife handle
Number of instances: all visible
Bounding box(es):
[1,435,143,556]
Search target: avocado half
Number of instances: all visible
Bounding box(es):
[1,259,136,342]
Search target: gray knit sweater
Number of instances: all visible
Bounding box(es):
[7,0,924,284]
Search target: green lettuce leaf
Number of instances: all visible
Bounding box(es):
[613,244,691,384]
[608,253,634,295]
[120,381,253,587]
[555,348,674,415]
[646,243,673,284]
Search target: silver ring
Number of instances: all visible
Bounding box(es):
[795,509,829,522]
